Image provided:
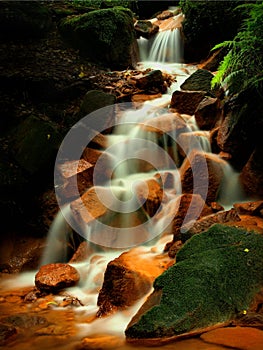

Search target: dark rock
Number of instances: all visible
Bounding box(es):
[181,208,241,242]
[160,193,213,243]
[0,1,52,41]
[126,225,263,343]
[234,201,263,217]
[69,241,94,263]
[180,150,225,205]
[240,144,263,198]
[12,115,62,175]
[180,69,214,92]
[156,10,174,20]
[97,247,173,317]
[134,20,159,39]
[59,7,138,69]
[195,97,221,130]
[198,48,228,72]
[2,314,48,329]
[0,324,17,345]
[133,70,164,90]
[77,90,116,131]
[35,263,80,292]
[210,126,221,154]
[170,91,207,115]
[136,179,164,217]
[57,159,94,202]
[0,236,46,274]
[217,88,263,170]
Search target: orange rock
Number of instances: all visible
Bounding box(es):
[70,187,108,225]
[180,150,225,205]
[97,247,174,316]
[201,326,263,350]
[35,263,80,292]
[58,159,94,201]
[136,178,164,217]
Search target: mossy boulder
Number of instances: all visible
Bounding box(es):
[180,1,244,62]
[126,224,263,342]
[12,115,62,175]
[0,1,52,41]
[59,7,138,69]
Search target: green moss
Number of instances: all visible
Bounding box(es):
[211,2,263,94]
[59,7,135,67]
[126,224,263,339]
[179,0,244,61]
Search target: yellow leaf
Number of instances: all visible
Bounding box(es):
[79,71,86,78]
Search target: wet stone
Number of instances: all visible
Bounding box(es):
[0,324,17,345]
[201,326,263,350]
[35,263,80,293]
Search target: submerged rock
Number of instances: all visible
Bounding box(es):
[125,225,263,343]
[0,324,17,345]
[200,326,263,350]
[35,263,80,292]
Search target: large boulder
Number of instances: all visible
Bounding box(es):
[179,150,225,205]
[217,88,263,170]
[195,96,221,130]
[12,115,62,175]
[97,247,173,316]
[59,7,138,69]
[77,90,116,131]
[240,143,263,198]
[180,69,214,93]
[170,91,207,115]
[126,225,263,343]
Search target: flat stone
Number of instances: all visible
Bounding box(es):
[35,263,80,292]
[201,326,263,350]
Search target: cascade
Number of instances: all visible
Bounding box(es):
[137,13,184,63]
[0,9,250,350]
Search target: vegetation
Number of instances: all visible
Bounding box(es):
[179,0,245,61]
[69,0,133,9]
[59,6,136,68]
[126,225,263,339]
[211,2,263,94]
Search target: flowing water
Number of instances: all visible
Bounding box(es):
[0,18,246,350]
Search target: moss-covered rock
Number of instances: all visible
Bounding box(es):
[180,0,244,62]
[59,7,138,69]
[12,115,62,175]
[126,224,263,341]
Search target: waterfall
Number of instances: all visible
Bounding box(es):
[2,8,254,350]
[137,13,184,64]
[148,28,183,63]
